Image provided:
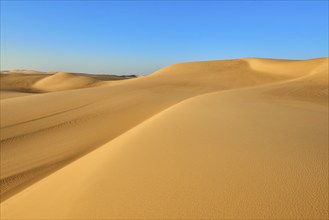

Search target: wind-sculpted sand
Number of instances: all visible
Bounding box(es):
[0,58,328,219]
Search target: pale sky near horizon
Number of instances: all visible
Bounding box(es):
[1,1,328,75]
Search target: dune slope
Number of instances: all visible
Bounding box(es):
[0,58,328,219]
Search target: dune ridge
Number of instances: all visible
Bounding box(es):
[0,58,328,219]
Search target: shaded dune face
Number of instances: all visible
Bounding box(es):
[0,58,328,219]
[0,73,49,93]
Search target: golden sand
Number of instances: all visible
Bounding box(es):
[0,58,328,219]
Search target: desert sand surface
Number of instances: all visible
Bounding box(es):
[0,58,328,219]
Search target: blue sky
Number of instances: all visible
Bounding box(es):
[1,1,328,75]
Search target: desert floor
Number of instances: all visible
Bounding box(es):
[0,58,328,219]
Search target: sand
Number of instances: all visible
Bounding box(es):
[0,58,328,219]
[0,71,135,93]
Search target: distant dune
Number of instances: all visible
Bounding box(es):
[32,72,102,92]
[0,71,136,97]
[0,58,328,219]
[1,70,47,74]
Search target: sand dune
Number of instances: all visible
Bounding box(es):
[0,72,50,93]
[0,71,134,94]
[0,58,328,219]
[32,72,102,91]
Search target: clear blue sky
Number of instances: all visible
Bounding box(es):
[1,1,328,75]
